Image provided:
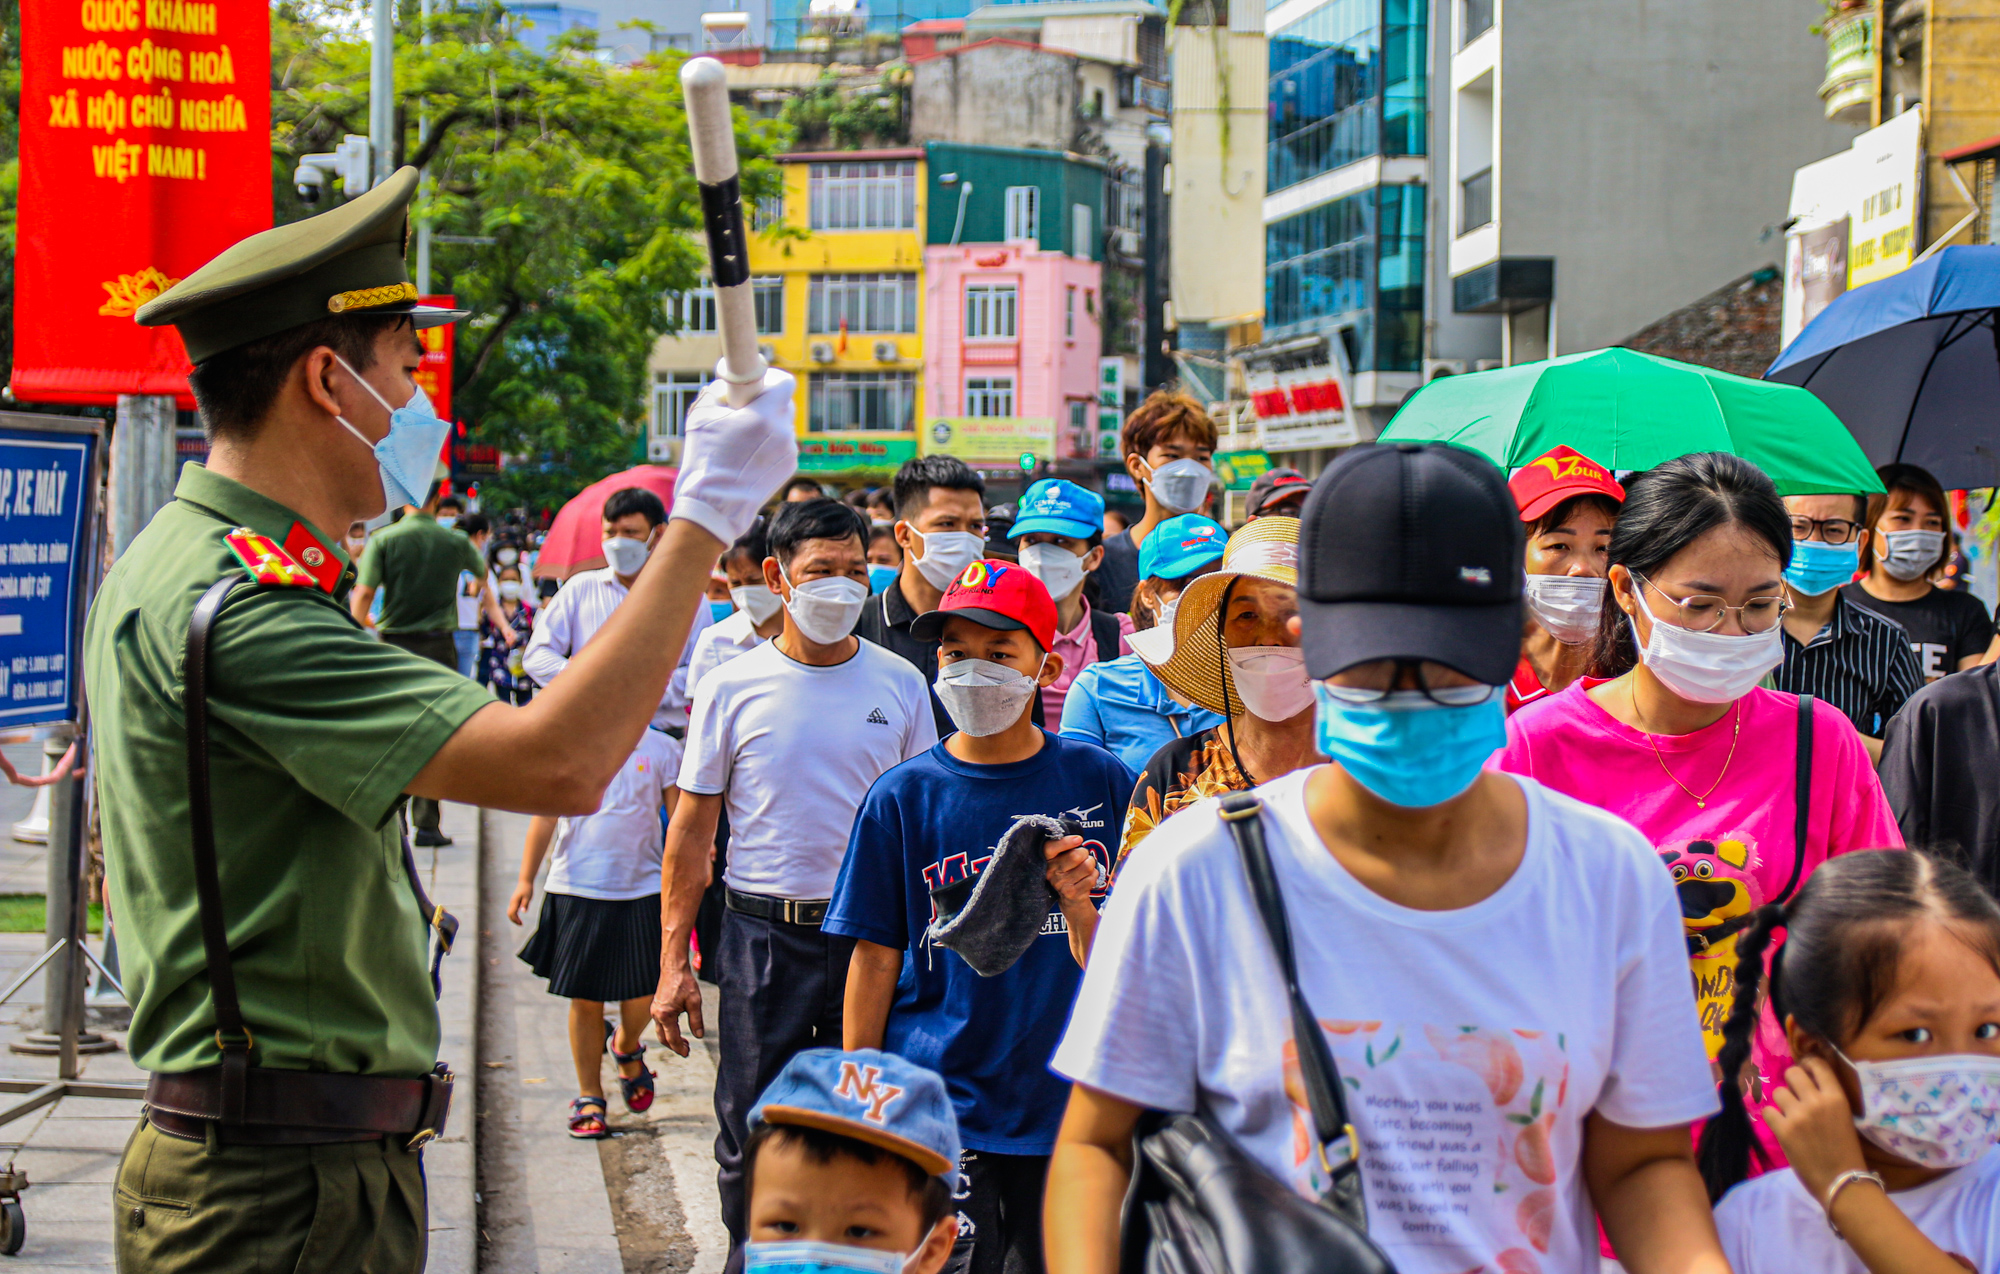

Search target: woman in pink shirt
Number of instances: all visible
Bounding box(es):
[1494,453,1901,1080]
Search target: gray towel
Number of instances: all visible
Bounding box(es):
[926,814,1084,977]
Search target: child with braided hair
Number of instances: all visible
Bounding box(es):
[1704,850,2000,1273]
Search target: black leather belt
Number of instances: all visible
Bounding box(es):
[726,889,830,927]
[145,1063,453,1150]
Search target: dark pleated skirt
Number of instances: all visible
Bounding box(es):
[518,891,663,1003]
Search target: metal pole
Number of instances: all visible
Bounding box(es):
[370,0,396,186]
[109,395,176,560]
[53,749,86,1080]
[415,0,432,295]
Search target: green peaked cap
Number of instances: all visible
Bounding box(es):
[135,166,467,364]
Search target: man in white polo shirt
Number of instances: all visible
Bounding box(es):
[653,497,936,1262]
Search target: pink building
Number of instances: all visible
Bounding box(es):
[924,242,1103,459]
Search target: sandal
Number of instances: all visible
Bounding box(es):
[568,1095,610,1139]
[611,1035,656,1114]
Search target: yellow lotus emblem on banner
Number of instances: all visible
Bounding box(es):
[98,267,182,318]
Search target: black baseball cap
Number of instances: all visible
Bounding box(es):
[1246,467,1310,517]
[1296,443,1523,685]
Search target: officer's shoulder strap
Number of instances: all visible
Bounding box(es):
[222,527,320,590]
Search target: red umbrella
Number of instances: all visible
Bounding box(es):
[534,465,679,582]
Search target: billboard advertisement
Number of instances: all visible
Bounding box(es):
[11,0,273,406]
[921,417,1056,465]
[1781,109,1924,348]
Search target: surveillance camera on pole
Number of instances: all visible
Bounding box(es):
[293,135,374,206]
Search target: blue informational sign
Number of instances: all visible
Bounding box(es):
[0,424,98,727]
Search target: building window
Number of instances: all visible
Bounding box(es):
[810,371,917,432]
[1267,0,1429,193]
[1460,168,1493,234]
[808,273,919,333]
[1004,186,1040,242]
[1066,286,1076,338]
[753,277,785,334]
[809,161,917,230]
[1109,166,1144,233]
[676,287,718,333]
[1072,204,1092,259]
[753,193,787,230]
[653,370,713,438]
[1462,0,1493,43]
[1069,400,1089,431]
[965,283,1018,340]
[1264,183,1425,373]
[965,376,1015,417]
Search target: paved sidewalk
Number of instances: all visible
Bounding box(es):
[0,799,482,1272]
[479,808,727,1274]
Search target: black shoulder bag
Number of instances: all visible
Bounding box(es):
[184,577,459,1124]
[1684,693,1813,958]
[1119,792,1396,1274]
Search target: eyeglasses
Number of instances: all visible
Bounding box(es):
[1635,573,1791,634]
[1789,516,1861,545]
[1320,660,1499,707]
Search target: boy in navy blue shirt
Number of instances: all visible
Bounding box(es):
[826,560,1134,1274]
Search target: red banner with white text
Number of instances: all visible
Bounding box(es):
[11,0,273,407]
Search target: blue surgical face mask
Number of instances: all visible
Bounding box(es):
[334,355,454,512]
[743,1239,913,1274]
[868,562,899,595]
[710,599,734,623]
[1783,538,1861,597]
[436,515,458,531]
[1312,684,1507,808]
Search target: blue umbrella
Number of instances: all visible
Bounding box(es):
[1766,245,2000,490]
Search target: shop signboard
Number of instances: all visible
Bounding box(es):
[922,418,1055,464]
[1097,357,1124,460]
[1246,365,1356,453]
[1781,109,1924,347]
[1213,449,1272,491]
[797,435,918,473]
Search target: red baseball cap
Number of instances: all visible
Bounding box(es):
[910,559,1058,651]
[1508,446,1625,522]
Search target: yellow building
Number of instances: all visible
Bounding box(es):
[646,148,928,484]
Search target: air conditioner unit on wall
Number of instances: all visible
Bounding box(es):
[873,340,899,362]
[810,341,836,364]
[758,342,777,364]
[1474,358,1503,372]
[1423,358,1468,382]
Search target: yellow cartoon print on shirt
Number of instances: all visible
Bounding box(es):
[1658,836,1761,1058]
[1283,1020,1571,1274]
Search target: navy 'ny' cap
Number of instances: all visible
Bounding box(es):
[1296,442,1524,686]
[749,1048,961,1180]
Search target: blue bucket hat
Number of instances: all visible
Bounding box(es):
[1010,479,1104,540]
[1139,514,1228,580]
[749,1048,961,1180]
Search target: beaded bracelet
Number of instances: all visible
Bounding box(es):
[1823,1168,1887,1238]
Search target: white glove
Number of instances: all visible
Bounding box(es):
[671,364,799,545]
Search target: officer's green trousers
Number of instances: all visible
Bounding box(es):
[114,1120,427,1273]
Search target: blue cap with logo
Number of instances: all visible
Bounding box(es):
[749,1048,961,1180]
[1009,479,1104,541]
[1139,514,1229,580]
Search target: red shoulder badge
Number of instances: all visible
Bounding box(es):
[224,528,319,589]
[281,522,342,594]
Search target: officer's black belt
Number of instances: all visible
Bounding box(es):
[174,577,460,1144]
[145,1063,454,1149]
[725,889,829,927]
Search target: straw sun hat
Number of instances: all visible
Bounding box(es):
[1149,517,1300,717]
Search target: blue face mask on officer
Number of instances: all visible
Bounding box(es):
[333,354,455,512]
[1312,682,1507,808]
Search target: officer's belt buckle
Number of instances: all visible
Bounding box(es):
[406,1064,454,1152]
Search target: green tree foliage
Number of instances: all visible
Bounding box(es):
[272,0,788,511]
[779,67,908,151]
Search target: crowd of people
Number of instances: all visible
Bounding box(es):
[487,385,2000,1274]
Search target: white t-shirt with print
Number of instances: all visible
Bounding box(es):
[1052,768,1717,1274]
[545,726,678,901]
[680,638,936,900]
[1716,1150,2000,1274]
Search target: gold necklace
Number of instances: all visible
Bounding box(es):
[1633,690,1741,810]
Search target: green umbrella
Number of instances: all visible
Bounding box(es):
[1380,347,1885,495]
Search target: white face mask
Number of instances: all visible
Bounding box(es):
[731,582,784,626]
[499,580,523,601]
[780,568,868,644]
[1835,1046,2000,1168]
[1226,646,1314,720]
[1524,574,1608,646]
[1019,542,1088,603]
[1143,457,1214,515]
[497,547,519,565]
[602,535,652,578]
[935,656,1043,736]
[910,529,985,591]
[1878,528,1947,582]
[1155,596,1180,630]
[1632,589,1783,704]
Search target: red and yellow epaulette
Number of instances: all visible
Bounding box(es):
[224,528,320,589]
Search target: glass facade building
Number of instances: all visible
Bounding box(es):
[1264,0,1427,373]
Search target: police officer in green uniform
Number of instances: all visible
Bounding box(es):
[93,167,800,1272]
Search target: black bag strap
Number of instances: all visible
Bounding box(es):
[183,576,459,1122]
[1217,792,1360,1183]
[1777,693,1814,905]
